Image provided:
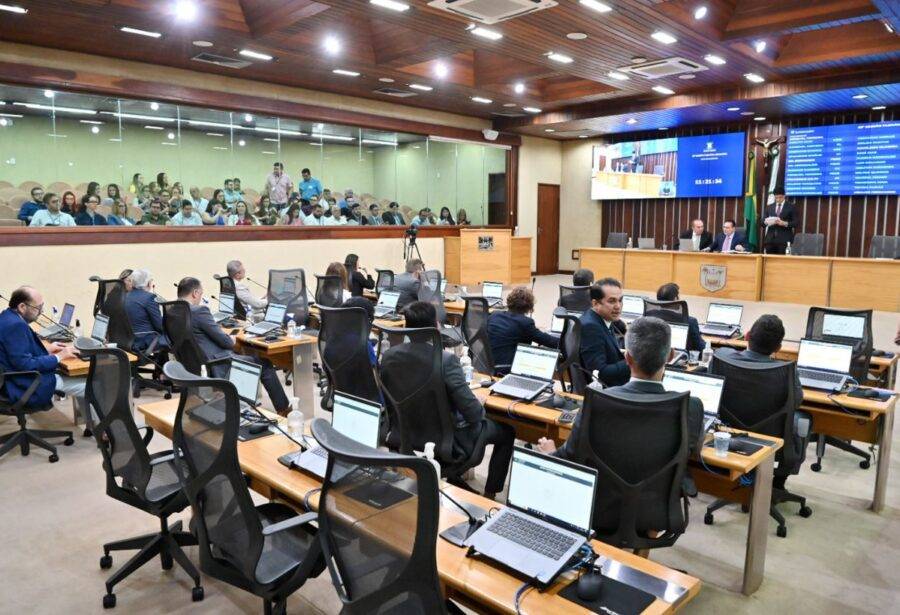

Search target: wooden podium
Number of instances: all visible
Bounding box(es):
[444,229,531,285]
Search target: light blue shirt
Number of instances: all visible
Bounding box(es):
[223,189,241,205]
[170,211,204,226]
[298,178,322,200]
[29,209,76,227]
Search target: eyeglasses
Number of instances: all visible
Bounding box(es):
[25,302,44,313]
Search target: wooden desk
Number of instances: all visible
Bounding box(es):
[138,399,700,614]
[444,229,532,286]
[472,377,781,596]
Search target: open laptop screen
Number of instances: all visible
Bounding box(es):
[91,314,110,342]
[511,344,558,380]
[59,303,75,327]
[264,302,287,324]
[507,447,597,536]
[377,290,400,309]
[482,281,503,300]
[229,359,262,404]
[332,393,381,449]
[550,315,565,333]
[822,314,865,339]
[622,295,644,316]
[440,279,447,294]
[219,293,235,315]
[707,303,742,326]
[663,370,724,417]
[670,323,689,351]
[798,339,853,373]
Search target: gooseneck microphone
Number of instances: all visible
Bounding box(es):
[245,276,268,290]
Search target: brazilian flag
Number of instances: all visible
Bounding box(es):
[744,151,758,252]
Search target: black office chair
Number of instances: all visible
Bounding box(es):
[75,339,202,609]
[868,235,900,259]
[267,268,309,326]
[0,367,73,462]
[606,232,627,248]
[706,353,812,538]
[375,269,394,295]
[419,269,448,323]
[460,296,505,375]
[213,273,248,320]
[555,309,591,394]
[164,360,325,615]
[160,300,232,378]
[570,385,691,551]
[314,274,344,308]
[89,276,173,399]
[317,305,380,409]
[791,233,825,257]
[805,307,874,471]
[642,299,689,324]
[312,419,449,614]
[557,285,591,312]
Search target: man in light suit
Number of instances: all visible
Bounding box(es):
[579,278,630,386]
[761,189,797,255]
[177,277,290,415]
[393,258,425,309]
[381,201,405,225]
[711,219,748,253]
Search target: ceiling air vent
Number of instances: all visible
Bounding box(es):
[191,53,252,69]
[619,57,708,79]
[374,87,418,98]
[428,0,557,24]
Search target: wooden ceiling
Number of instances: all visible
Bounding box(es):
[0,0,897,139]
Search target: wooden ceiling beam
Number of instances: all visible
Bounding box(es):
[472,50,555,88]
[238,0,330,38]
[775,21,900,67]
[723,0,877,41]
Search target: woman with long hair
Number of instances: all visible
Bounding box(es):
[325,261,352,302]
[456,208,471,226]
[228,201,257,226]
[344,253,375,297]
[60,190,78,214]
[438,206,455,225]
[156,171,169,191]
[204,188,228,225]
[255,195,278,225]
[107,200,136,226]
[102,183,122,208]
[281,202,304,226]
[128,173,143,194]
[86,181,100,198]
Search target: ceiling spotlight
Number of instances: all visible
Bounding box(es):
[579,0,612,13]
[369,0,410,11]
[120,26,162,38]
[434,62,449,78]
[323,35,341,55]
[167,132,175,140]
[872,105,886,110]
[144,125,164,131]
[631,56,647,63]
[744,72,765,83]
[244,113,254,122]
[0,4,28,14]
[740,111,755,116]
[150,102,160,111]
[174,0,198,21]
[652,85,675,95]
[567,32,588,40]
[409,83,433,91]
[333,69,360,77]
[579,135,589,138]
[626,118,637,125]
[471,96,493,104]
[547,52,573,64]
[503,103,516,107]
[545,128,555,133]
[514,82,525,94]
[679,74,695,80]
[884,20,894,34]
[727,106,740,111]
[379,77,395,83]
[523,107,542,113]
[852,93,868,100]
[658,127,668,131]
[608,71,629,81]
[754,116,766,121]
[704,54,726,65]
[467,25,503,41]
[238,139,246,147]
[651,31,677,44]
[44,90,55,99]
[694,6,708,19]
[239,49,274,61]
[192,40,213,47]
[0,119,8,127]
[91,126,100,134]
[754,40,766,53]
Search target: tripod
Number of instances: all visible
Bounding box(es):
[403,235,424,264]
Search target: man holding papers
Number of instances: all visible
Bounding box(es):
[761,189,796,254]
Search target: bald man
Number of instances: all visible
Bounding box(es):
[679,219,712,252]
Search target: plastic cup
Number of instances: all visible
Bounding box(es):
[713,431,731,457]
[689,350,700,364]
[702,347,714,365]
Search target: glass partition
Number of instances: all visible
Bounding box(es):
[0,82,511,231]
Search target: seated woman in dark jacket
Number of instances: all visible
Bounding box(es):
[344,253,375,297]
[487,286,559,373]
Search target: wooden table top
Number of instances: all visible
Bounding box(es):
[138,399,700,614]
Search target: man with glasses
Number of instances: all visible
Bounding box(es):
[75,194,108,226]
[29,193,76,227]
[140,200,168,225]
[17,186,45,224]
[0,286,86,411]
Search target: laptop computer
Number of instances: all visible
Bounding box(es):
[797,338,854,391]
[700,303,743,337]
[373,290,401,319]
[39,302,75,339]
[637,238,655,250]
[212,293,236,324]
[482,281,504,308]
[667,323,690,365]
[465,446,598,586]
[490,344,559,401]
[663,369,726,432]
[679,238,698,252]
[245,302,287,335]
[620,294,645,323]
[91,314,110,343]
[441,279,459,302]
[821,313,866,340]
[229,358,262,410]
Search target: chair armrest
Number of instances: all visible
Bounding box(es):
[2,369,43,413]
[261,512,318,536]
[149,451,175,466]
[138,425,154,446]
[205,357,232,369]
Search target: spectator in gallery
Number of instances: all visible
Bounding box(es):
[189,186,209,215]
[106,201,136,226]
[299,197,313,217]
[282,202,305,226]
[438,206,455,225]
[298,167,323,201]
[135,185,153,210]
[264,162,292,211]
[17,186,45,223]
[29,193,76,227]
[60,191,78,215]
[156,172,169,191]
[140,200,168,225]
[411,208,435,226]
[86,181,101,199]
[325,204,349,225]
[304,203,327,226]
[224,178,240,205]
[227,201,257,226]
[101,183,123,209]
[168,200,204,226]
[345,202,363,225]
[382,201,405,225]
[364,203,382,225]
[128,173,144,195]
[205,190,229,225]
[147,181,160,197]
[232,178,245,200]
[75,194,108,226]
[456,208,471,226]
[255,195,279,226]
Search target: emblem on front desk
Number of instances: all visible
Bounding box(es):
[700,265,726,292]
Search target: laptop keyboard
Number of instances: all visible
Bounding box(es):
[702,324,734,332]
[798,369,844,383]
[312,447,328,458]
[487,512,576,561]
[495,376,547,398]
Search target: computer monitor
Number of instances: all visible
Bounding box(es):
[91,314,109,342]
[440,279,447,294]
[621,295,644,316]
[228,359,262,404]
[263,302,287,324]
[377,290,400,309]
[510,344,559,381]
[663,369,725,417]
[821,313,866,339]
[507,447,597,536]
[482,281,503,300]
[218,293,235,315]
[798,339,854,373]
[59,303,75,327]
[670,323,689,351]
[331,392,382,449]
[706,303,742,326]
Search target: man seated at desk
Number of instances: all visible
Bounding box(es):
[679,219,712,251]
[580,278,629,386]
[711,219,748,253]
[647,283,705,353]
[393,258,426,309]
[226,259,267,315]
[487,287,559,373]
[124,269,169,353]
[176,277,291,416]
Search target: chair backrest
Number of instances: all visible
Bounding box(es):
[90,276,135,350]
[791,233,824,256]
[606,232,627,248]
[267,268,309,324]
[315,275,344,309]
[418,270,447,324]
[805,307,873,382]
[557,285,591,312]
[461,296,494,375]
[643,299,689,324]
[572,385,690,550]
[214,274,247,319]
[375,326,455,462]
[868,235,900,259]
[312,419,446,615]
[375,269,395,294]
[556,311,590,394]
[318,305,380,404]
[161,300,208,374]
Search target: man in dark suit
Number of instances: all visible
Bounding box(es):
[678,219,712,251]
[647,283,705,353]
[381,201,405,225]
[176,277,290,415]
[711,219,748,253]
[124,269,169,353]
[382,301,514,498]
[393,258,424,309]
[538,316,704,463]
[558,268,594,312]
[579,278,629,386]
[487,287,559,372]
[761,189,797,255]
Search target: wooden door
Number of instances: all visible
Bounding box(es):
[536,183,560,274]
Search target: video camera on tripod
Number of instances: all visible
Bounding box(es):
[403,225,423,262]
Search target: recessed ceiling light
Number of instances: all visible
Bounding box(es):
[652,85,675,95]
[704,54,726,65]
[244,113,253,122]
[0,119,7,127]
[579,135,589,138]
[727,106,740,111]
[651,31,677,44]
[0,4,28,14]
[740,111,755,116]
[120,26,162,38]
[167,131,176,140]
[852,93,868,100]
[409,83,433,91]
[744,72,764,83]
[192,40,213,47]
[754,40,766,53]
[471,96,493,104]
[608,71,629,81]
[240,49,274,61]
[80,120,104,125]
[14,102,96,115]
[567,32,588,40]
[885,20,895,34]
[206,132,224,137]
[43,90,54,99]
[626,118,637,125]
[174,0,198,22]
[694,6,708,19]
[238,139,246,147]
[468,25,503,41]
[378,77,395,83]
[434,62,449,78]
[90,126,100,134]
[503,103,517,107]
[333,69,360,77]
[631,56,647,63]
[547,52,573,64]
[579,0,612,13]
[514,82,525,94]
[150,102,160,111]
[872,105,886,110]
[545,128,555,132]
[679,74,695,80]
[658,127,668,131]
[523,107,542,113]
[323,35,341,55]
[754,116,766,121]
[143,125,165,131]
[369,0,410,11]
[263,138,279,142]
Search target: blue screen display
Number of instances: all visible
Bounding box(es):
[675,133,747,198]
[785,121,900,196]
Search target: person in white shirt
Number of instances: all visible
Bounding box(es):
[189,186,209,215]
[168,201,204,226]
[29,193,76,227]
[410,208,435,226]
[324,204,348,226]
[226,260,268,313]
[303,203,327,226]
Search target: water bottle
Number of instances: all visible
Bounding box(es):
[286,397,304,439]
[460,350,474,383]
[785,242,792,255]
[420,442,442,481]
[626,236,633,249]
[74,319,82,338]
[286,314,297,338]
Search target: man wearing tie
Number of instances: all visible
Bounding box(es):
[761,188,796,254]
[579,278,629,386]
[711,219,748,253]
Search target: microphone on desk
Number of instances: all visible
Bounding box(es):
[438,488,485,547]
[0,293,76,342]
[531,276,536,293]
[245,276,268,290]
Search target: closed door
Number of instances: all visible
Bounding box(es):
[536,183,560,274]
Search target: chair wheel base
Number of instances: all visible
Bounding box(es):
[83,429,92,438]
[810,462,822,472]
[64,436,74,446]
[100,555,113,569]
[799,505,813,518]
[164,393,172,400]
[859,460,870,469]
[48,453,59,463]
[776,526,787,538]
[192,586,204,602]
[703,512,713,525]
[103,593,116,609]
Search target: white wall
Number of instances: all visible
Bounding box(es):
[517,136,562,271]
[560,139,600,270]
